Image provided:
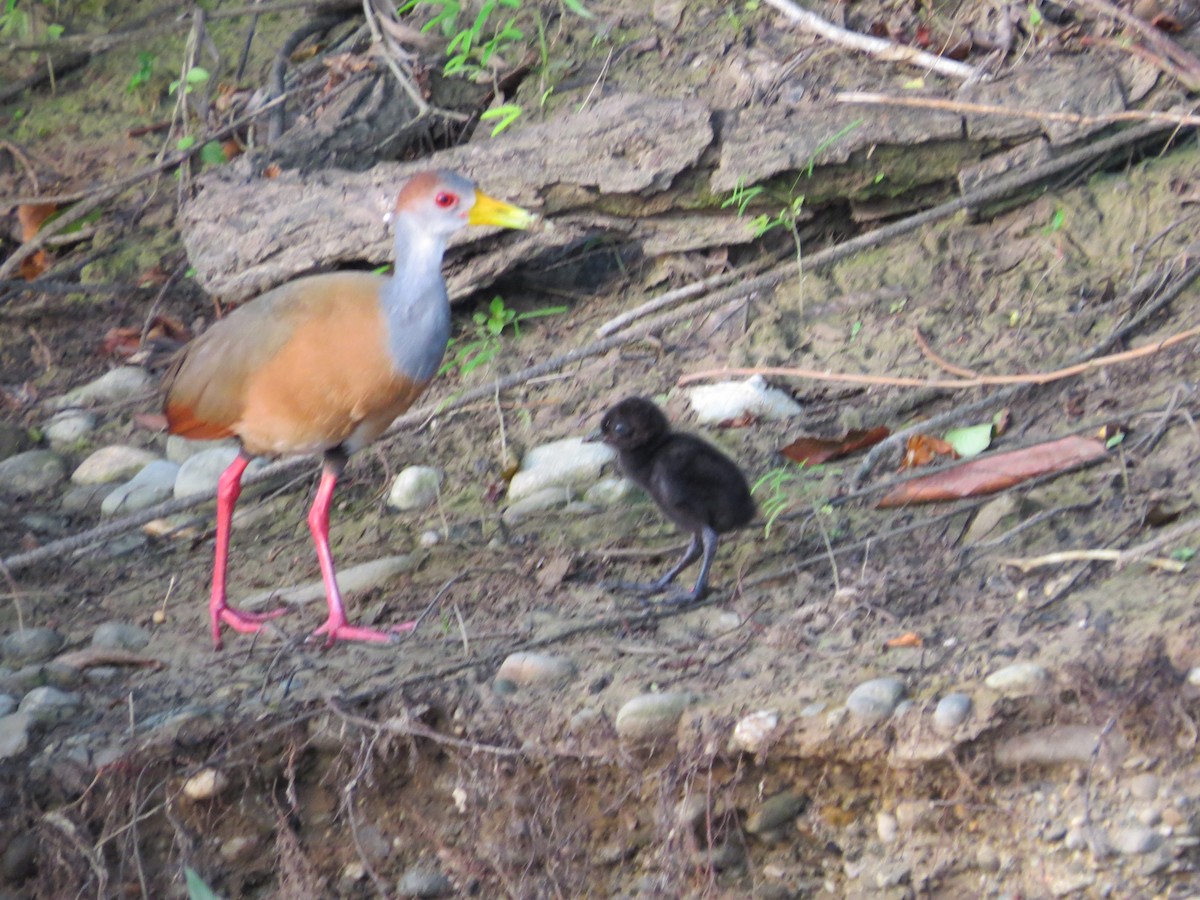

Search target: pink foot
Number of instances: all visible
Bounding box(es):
[211,603,289,650]
[310,616,416,648]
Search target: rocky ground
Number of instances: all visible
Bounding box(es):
[2,0,1200,898]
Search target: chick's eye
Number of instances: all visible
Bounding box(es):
[435,191,457,209]
[612,421,630,436]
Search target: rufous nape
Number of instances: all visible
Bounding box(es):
[164,170,536,649]
[587,397,755,603]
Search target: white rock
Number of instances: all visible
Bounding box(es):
[241,555,418,610]
[615,692,697,742]
[1188,667,1200,686]
[101,459,180,515]
[506,437,615,503]
[48,366,155,410]
[1111,826,1161,855]
[933,693,973,734]
[0,450,66,497]
[43,410,96,447]
[174,446,264,498]
[502,486,572,524]
[731,709,779,753]
[877,812,898,843]
[985,662,1050,695]
[495,652,578,686]
[72,445,160,485]
[387,466,443,511]
[165,434,238,463]
[182,767,229,801]
[583,476,636,506]
[846,678,906,722]
[685,375,802,424]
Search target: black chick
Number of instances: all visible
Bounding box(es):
[588,397,756,603]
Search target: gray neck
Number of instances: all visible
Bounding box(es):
[382,219,452,382]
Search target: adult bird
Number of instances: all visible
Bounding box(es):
[164,170,535,649]
[588,397,755,603]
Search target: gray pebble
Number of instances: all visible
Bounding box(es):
[48,366,154,409]
[1111,825,1161,855]
[43,409,96,448]
[71,445,159,484]
[933,693,973,733]
[502,486,572,524]
[495,652,577,687]
[18,685,83,726]
[0,695,14,717]
[386,465,443,511]
[418,530,442,547]
[0,421,32,461]
[745,790,804,834]
[0,712,32,760]
[846,677,906,722]
[165,434,238,463]
[507,437,615,502]
[397,866,452,898]
[0,450,66,498]
[92,621,151,652]
[174,447,265,499]
[615,691,697,742]
[2,628,64,665]
[101,459,179,515]
[800,701,827,717]
[984,661,1049,695]
[60,482,115,514]
[702,839,744,870]
[1128,773,1159,801]
[975,844,1000,872]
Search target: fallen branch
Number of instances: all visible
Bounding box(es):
[1000,549,1186,573]
[762,0,980,82]
[1066,0,1200,91]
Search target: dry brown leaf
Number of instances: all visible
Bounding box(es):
[884,631,923,649]
[879,434,1108,507]
[780,426,890,466]
[901,433,957,469]
[534,554,574,591]
[17,202,57,280]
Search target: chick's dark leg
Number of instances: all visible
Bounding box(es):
[681,526,721,603]
[605,533,702,598]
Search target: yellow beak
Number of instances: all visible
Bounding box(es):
[468,190,537,230]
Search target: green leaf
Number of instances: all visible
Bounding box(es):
[186,66,211,84]
[176,135,197,151]
[199,141,227,166]
[46,23,64,40]
[1170,547,1196,563]
[479,102,523,135]
[943,422,994,458]
[184,867,224,900]
[561,0,594,18]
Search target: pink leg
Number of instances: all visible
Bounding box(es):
[308,456,415,648]
[209,453,289,650]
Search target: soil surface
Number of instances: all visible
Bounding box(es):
[2,1,1200,898]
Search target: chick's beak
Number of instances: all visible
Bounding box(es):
[584,427,603,444]
[468,190,537,229]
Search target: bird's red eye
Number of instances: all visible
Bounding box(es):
[435,192,456,208]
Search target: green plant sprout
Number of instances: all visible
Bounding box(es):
[169,65,209,96]
[127,51,155,93]
[752,466,801,538]
[480,102,523,135]
[440,296,567,378]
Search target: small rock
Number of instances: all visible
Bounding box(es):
[506,437,615,503]
[0,421,32,461]
[1,830,37,883]
[614,692,697,742]
[1188,667,1200,687]
[43,410,96,448]
[800,701,826,717]
[702,839,744,870]
[933,693,973,734]
[397,866,452,898]
[0,712,31,759]
[0,450,66,498]
[984,661,1049,695]
[165,434,238,463]
[2,628,64,665]
[894,800,935,832]
[495,652,577,687]
[219,835,258,862]
[418,529,442,547]
[1135,805,1161,827]
[874,862,911,889]
[502,486,572,524]
[241,554,417,610]
[72,445,160,485]
[182,768,230,801]
[975,844,1000,871]
[745,790,804,834]
[60,483,114,514]
[341,861,367,884]
[387,466,443,511]
[876,812,898,843]
[1128,773,1160,801]
[1111,825,1161,855]
[685,375,802,424]
[18,686,82,726]
[92,622,151,652]
[676,794,719,829]
[175,446,265,499]
[731,709,779,753]
[100,459,179,515]
[0,695,14,717]
[48,366,154,410]
[583,476,636,506]
[846,677,906,722]
[996,725,1116,767]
